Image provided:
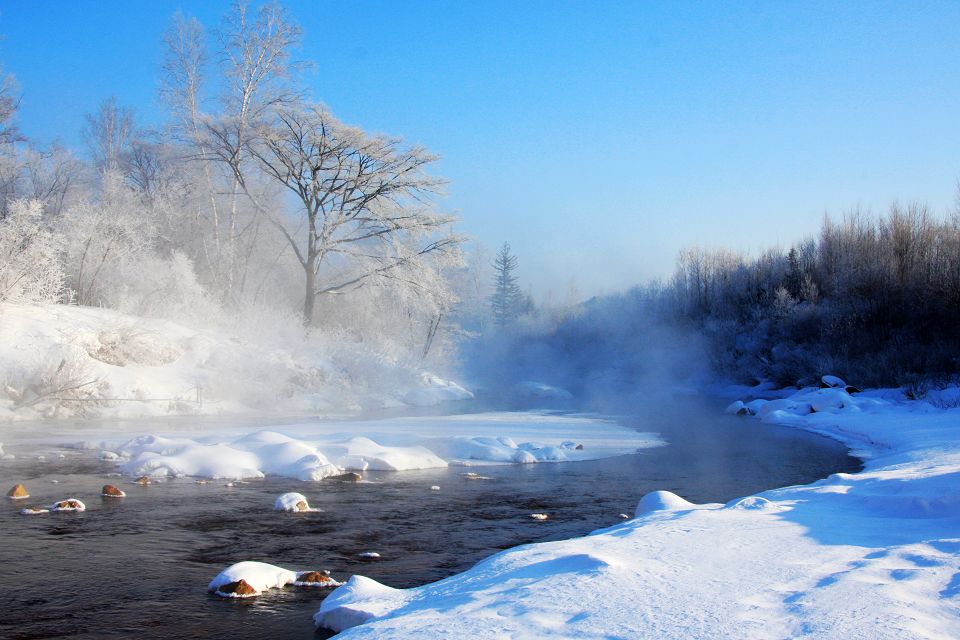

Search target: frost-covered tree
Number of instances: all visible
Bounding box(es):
[490,242,523,327]
[0,65,21,146]
[230,102,461,325]
[59,174,151,306]
[0,199,63,303]
[82,97,136,174]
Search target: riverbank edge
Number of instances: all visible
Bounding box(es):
[314,386,960,639]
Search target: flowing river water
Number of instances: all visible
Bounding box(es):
[0,399,860,639]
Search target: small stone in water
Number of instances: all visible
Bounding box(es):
[101,484,126,498]
[530,513,549,520]
[49,499,86,512]
[461,472,493,481]
[134,476,151,485]
[326,472,362,482]
[430,485,441,491]
[295,571,341,587]
[21,506,49,515]
[7,483,29,499]
[619,513,630,519]
[358,551,381,559]
[215,579,258,597]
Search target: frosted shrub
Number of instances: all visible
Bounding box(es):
[86,324,182,367]
[0,199,63,303]
[4,344,109,417]
[111,251,218,323]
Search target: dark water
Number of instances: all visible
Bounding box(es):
[0,400,860,640]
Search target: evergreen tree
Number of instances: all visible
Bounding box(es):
[490,242,522,327]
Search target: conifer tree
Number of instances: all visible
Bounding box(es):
[490,242,522,327]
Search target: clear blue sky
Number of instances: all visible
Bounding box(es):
[2,1,959,298]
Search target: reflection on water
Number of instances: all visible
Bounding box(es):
[0,401,860,639]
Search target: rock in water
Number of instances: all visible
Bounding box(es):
[134,476,151,485]
[295,571,342,588]
[20,506,49,515]
[325,472,362,482]
[101,484,126,498]
[7,483,29,499]
[49,499,86,512]
[215,579,258,597]
[274,492,315,512]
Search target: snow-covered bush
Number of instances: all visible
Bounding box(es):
[85,324,182,367]
[109,251,218,324]
[0,199,63,303]
[3,344,109,417]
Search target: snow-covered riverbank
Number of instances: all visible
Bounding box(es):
[0,412,663,480]
[315,387,960,639]
[0,303,472,421]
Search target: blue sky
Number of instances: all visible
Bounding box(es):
[2,1,959,297]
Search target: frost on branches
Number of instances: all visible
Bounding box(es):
[0,199,63,304]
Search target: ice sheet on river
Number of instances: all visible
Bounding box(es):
[77,412,663,480]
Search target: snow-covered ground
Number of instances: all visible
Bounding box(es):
[315,386,960,639]
[0,412,662,481]
[0,303,472,421]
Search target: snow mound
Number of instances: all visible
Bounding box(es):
[725,400,751,415]
[207,561,298,598]
[332,436,448,471]
[724,496,785,511]
[70,412,662,480]
[821,374,847,388]
[274,492,318,512]
[314,575,407,632]
[634,490,698,516]
[402,373,474,407]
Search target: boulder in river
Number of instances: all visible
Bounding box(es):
[274,492,315,512]
[294,571,342,588]
[49,499,86,512]
[215,579,258,597]
[325,472,363,482]
[20,506,49,515]
[7,483,29,499]
[101,484,126,498]
[134,476,151,485]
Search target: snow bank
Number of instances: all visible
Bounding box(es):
[314,575,407,632]
[76,412,662,480]
[402,373,474,407]
[315,388,960,639]
[0,303,473,421]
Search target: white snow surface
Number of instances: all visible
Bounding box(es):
[51,412,661,481]
[315,387,960,639]
[207,561,298,597]
[274,492,317,512]
[0,303,473,421]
